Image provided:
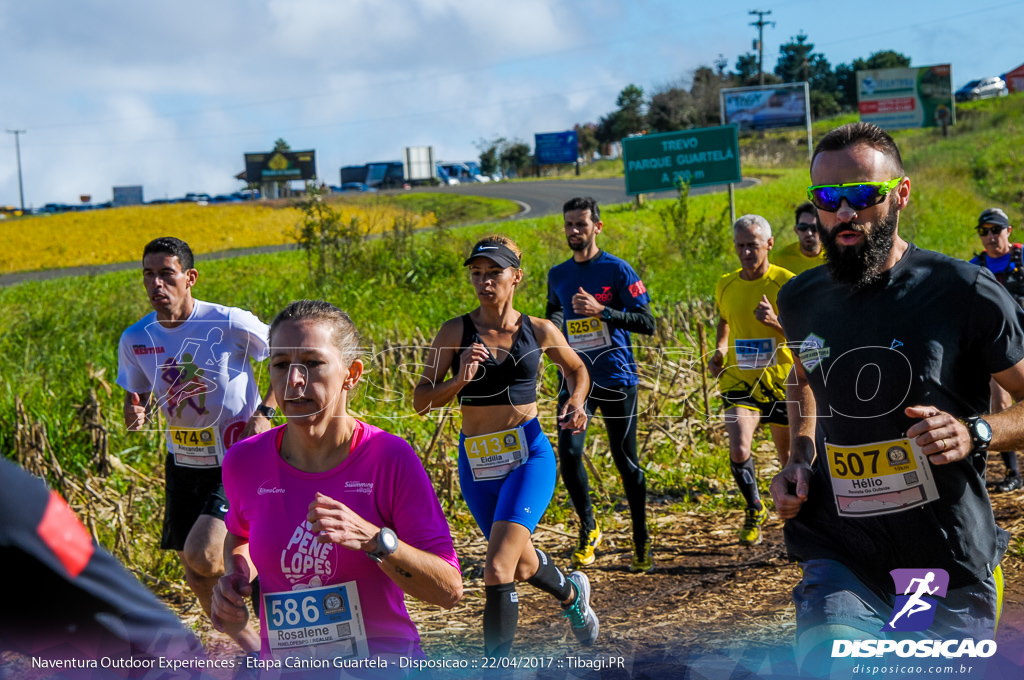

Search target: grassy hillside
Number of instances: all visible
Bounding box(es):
[3,95,1024,586]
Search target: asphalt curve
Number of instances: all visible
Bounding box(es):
[440,176,757,219]
[0,177,755,287]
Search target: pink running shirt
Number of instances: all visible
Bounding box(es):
[223,421,459,659]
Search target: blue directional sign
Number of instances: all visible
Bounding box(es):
[534,130,578,165]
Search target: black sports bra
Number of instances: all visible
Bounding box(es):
[451,314,541,406]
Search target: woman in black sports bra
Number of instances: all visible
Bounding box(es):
[413,235,598,659]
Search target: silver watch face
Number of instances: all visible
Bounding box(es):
[976,418,993,441]
[380,527,398,553]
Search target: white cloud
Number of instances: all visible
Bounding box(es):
[2,1,1023,207]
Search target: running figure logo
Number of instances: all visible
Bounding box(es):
[882,568,949,632]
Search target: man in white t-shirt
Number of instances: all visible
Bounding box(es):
[116,236,275,652]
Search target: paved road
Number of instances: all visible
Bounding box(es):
[0,177,755,287]
[422,176,757,219]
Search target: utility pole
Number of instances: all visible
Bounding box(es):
[749,9,775,86]
[6,129,25,212]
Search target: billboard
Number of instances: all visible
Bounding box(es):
[856,65,954,129]
[112,185,144,207]
[534,130,578,165]
[403,146,436,182]
[622,126,740,195]
[720,82,810,132]
[244,150,317,183]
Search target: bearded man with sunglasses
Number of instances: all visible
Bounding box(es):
[769,122,1024,675]
[772,201,826,275]
[970,208,1024,493]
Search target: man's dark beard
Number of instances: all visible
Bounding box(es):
[567,237,589,252]
[821,207,899,288]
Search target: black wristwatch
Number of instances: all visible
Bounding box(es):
[366,527,399,564]
[965,415,993,455]
[255,403,276,419]
[600,307,614,321]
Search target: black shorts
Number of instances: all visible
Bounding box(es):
[161,453,228,551]
[721,390,789,426]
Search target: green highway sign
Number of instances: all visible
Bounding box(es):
[622,125,741,195]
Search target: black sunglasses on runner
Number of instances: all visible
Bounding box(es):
[795,223,817,233]
[977,225,1007,237]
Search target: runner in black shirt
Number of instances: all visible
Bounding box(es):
[770,122,1024,676]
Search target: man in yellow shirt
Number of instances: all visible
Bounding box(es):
[773,202,826,274]
[709,214,795,545]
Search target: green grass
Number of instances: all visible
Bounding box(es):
[5,96,1024,576]
[382,192,521,226]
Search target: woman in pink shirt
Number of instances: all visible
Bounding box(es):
[211,300,462,667]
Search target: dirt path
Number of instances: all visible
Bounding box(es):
[191,486,1024,678]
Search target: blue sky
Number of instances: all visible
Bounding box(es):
[2,0,1022,207]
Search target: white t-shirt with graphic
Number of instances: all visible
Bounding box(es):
[117,299,269,467]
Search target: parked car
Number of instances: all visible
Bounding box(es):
[338,182,377,192]
[955,77,1008,102]
[438,162,490,183]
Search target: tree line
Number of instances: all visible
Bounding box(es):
[479,34,911,173]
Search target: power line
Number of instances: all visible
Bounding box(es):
[4,2,1019,151]
[20,7,806,134]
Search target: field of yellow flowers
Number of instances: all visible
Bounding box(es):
[0,199,436,274]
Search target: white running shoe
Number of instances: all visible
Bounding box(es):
[562,571,599,645]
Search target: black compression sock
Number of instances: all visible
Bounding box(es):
[731,458,762,509]
[1001,451,1019,476]
[483,583,518,658]
[526,549,573,601]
